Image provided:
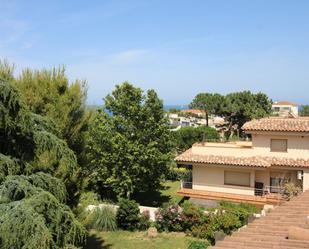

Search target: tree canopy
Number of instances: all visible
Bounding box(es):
[189,93,224,126]
[190,91,272,136]
[0,78,86,248]
[300,105,309,116]
[0,60,90,164]
[85,82,174,198]
[174,126,220,152]
[221,91,272,134]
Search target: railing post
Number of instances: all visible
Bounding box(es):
[180,180,183,189]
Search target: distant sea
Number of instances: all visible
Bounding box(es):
[87,104,188,113]
[164,105,188,111]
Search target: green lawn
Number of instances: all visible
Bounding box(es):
[85,230,190,249]
[131,180,182,207]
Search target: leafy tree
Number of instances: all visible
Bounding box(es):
[0,79,86,248]
[189,93,224,126]
[116,198,140,231]
[300,105,309,116]
[221,91,272,136]
[174,126,220,152]
[0,60,90,164]
[86,82,174,198]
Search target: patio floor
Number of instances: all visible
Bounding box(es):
[177,188,284,206]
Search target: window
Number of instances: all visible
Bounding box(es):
[273,107,280,112]
[270,139,287,152]
[224,171,250,187]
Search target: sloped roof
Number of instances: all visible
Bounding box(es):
[181,109,206,114]
[242,117,309,133]
[273,100,298,106]
[176,148,309,168]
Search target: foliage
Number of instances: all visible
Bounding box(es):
[0,79,79,199]
[189,91,272,137]
[116,198,141,231]
[219,202,257,226]
[221,91,272,136]
[155,204,184,232]
[86,82,174,197]
[167,165,191,181]
[190,223,214,241]
[85,207,117,231]
[189,93,224,126]
[0,78,86,247]
[283,182,302,200]
[139,210,151,230]
[12,66,90,161]
[0,60,89,167]
[300,105,309,116]
[187,240,210,249]
[0,176,86,248]
[174,126,220,152]
[181,201,208,231]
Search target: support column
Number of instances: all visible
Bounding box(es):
[302,169,309,192]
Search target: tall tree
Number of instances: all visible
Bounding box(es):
[0,79,86,248]
[86,82,174,198]
[189,93,224,126]
[0,61,90,164]
[221,91,272,136]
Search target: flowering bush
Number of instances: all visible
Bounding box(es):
[155,204,183,232]
[181,201,208,231]
[139,210,151,230]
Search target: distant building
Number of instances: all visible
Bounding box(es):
[272,101,298,117]
[181,109,206,117]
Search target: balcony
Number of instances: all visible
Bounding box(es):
[178,181,284,206]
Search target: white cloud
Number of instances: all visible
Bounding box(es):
[109,49,151,64]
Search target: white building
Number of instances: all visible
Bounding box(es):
[272,101,298,117]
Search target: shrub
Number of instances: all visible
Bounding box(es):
[187,240,210,249]
[86,206,117,231]
[219,202,257,226]
[116,199,140,231]
[283,183,302,200]
[191,223,214,241]
[181,201,208,231]
[209,211,242,235]
[155,204,183,232]
[139,210,151,230]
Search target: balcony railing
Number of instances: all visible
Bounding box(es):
[180,181,285,197]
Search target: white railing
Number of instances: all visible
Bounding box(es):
[180,181,285,197]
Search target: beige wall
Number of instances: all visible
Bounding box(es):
[192,164,303,195]
[252,133,309,159]
[192,165,255,195]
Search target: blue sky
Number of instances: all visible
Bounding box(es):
[1,0,309,105]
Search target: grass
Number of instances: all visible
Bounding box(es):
[131,180,182,207]
[85,230,190,249]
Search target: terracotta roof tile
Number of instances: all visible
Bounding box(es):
[242,117,309,133]
[273,100,298,106]
[176,148,309,168]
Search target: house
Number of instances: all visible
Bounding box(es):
[181,109,206,117]
[176,117,309,205]
[272,101,298,117]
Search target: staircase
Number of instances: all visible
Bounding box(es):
[210,190,309,249]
